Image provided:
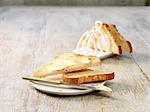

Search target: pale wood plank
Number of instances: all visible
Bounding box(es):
[0,7,47,112]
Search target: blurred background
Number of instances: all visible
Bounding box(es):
[0,0,149,6]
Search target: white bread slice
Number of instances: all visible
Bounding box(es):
[86,23,132,55]
[32,53,101,78]
[108,24,132,54]
[63,69,114,84]
[100,23,123,55]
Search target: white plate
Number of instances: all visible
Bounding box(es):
[30,82,94,95]
[30,74,94,95]
[29,74,107,95]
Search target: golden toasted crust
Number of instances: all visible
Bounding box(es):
[126,40,133,53]
[32,53,101,78]
[118,45,122,55]
[63,69,114,84]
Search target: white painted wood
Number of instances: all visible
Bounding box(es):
[0,0,147,6]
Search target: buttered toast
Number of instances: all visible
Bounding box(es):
[63,69,114,84]
[32,53,101,78]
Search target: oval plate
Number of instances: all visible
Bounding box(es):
[30,82,94,95]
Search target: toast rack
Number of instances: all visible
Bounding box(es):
[73,21,113,59]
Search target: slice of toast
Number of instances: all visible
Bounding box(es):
[108,24,132,54]
[101,23,132,55]
[63,69,114,84]
[32,53,101,78]
[87,23,132,55]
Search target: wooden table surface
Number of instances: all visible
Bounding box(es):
[0,6,150,112]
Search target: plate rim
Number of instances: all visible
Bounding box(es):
[30,82,94,95]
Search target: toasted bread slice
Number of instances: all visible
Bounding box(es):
[87,23,132,55]
[107,24,132,54]
[32,53,101,78]
[63,69,114,84]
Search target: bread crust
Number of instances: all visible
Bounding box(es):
[118,46,122,55]
[63,70,114,84]
[126,40,133,53]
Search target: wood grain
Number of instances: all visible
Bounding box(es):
[0,6,150,112]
